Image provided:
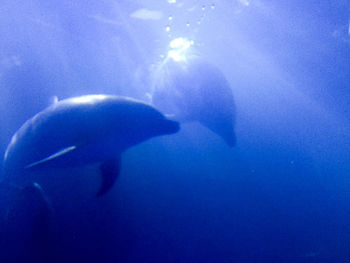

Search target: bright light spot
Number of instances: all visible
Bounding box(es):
[168,0,176,3]
[169,37,193,49]
[169,15,173,21]
[167,37,194,62]
[130,9,163,20]
[69,95,108,105]
[165,25,171,32]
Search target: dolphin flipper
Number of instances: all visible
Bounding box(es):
[97,157,121,197]
[25,146,77,169]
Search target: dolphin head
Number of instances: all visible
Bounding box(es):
[106,98,180,148]
[129,104,180,139]
[152,57,237,147]
[154,117,180,135]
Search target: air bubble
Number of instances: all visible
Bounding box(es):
[165,25,171,32]
[202,5,206,11]
[211,4,215,10]
[168,15,173,21]
[186,22,190,27]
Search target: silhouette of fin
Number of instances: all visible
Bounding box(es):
[25,146,77,169]
[97,157,121,197]
[49,96,59,106]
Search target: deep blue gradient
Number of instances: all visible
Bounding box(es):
[1,1,350,262]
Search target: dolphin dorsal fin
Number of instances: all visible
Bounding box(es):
[25,146,77,169]
[48,96,59,107]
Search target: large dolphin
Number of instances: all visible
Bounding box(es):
[152,57,236,147]
[2,94,180,196]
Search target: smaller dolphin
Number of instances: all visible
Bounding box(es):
[2,95,180,196]
[1,183,55,263]
[152,57,236,146]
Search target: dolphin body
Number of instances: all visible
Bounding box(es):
[2,94,180,196]
[152,58,236,147]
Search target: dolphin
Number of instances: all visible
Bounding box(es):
[1,183,55,263]
[152,57,236,147]
[2,94,180,196]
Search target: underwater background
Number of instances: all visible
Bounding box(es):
[1,0,350,262]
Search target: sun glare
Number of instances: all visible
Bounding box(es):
[69,94,108,104]
[167,37,194,62]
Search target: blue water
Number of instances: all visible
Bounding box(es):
[1,1,350,262]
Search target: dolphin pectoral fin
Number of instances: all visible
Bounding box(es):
[97,157,121,197]
[25,146,77,169]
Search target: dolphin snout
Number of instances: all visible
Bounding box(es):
[163,119,180,134]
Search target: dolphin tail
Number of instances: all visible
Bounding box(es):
[97,157,121,197]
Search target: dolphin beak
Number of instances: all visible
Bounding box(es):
[163,119,180,134]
